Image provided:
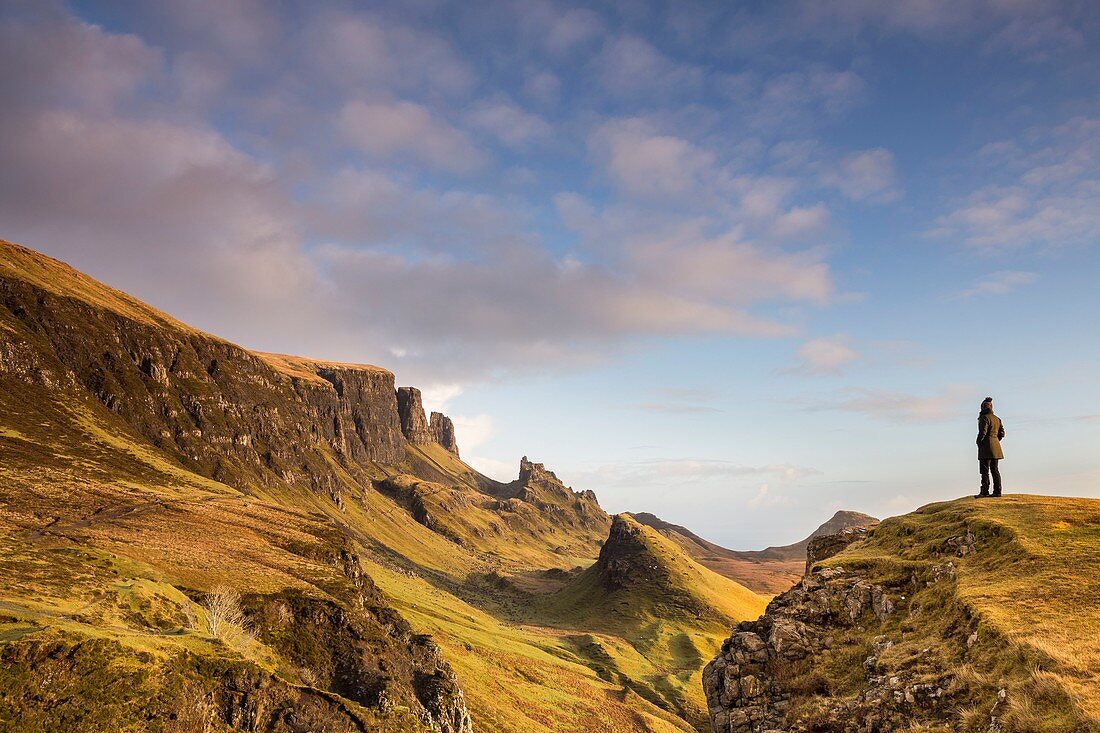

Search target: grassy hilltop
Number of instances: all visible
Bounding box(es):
[704,493,1100,733]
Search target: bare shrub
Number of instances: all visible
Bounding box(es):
[203,585,250,642]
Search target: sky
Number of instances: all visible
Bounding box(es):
[2,0,1098,548]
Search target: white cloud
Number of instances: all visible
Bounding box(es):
[569,459,820,489]
[464,456,516,483]
[451,414,494,453]
[593,35,705,98]
[338,100,485,172]
[825,148,900,202]
[747,484,793,509]
[589,118,715,199]
[931,117,1100,249]
[304,11,476,97]
[789,336,861,375]
[818,385,976,423]
[465,98,553,147]
[420,383,464,416]
[955,270,1037,299]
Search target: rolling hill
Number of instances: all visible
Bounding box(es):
[633,509,879,595]
[536,514,767,729]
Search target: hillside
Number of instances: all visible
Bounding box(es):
[538,515,767,729]
[0,238,763,732]
[633,510,878,595]
[704,495,1100,733]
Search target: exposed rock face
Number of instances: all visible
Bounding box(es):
[398,387,433,445]
[805,525,873,575]
[702,518,1039,733]
[495,457,609,534]
[246,546,472,733]
[0,254,410,498]
[703,565,909,733]
[430,411,459,457]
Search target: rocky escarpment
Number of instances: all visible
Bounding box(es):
[0,241,465,501]
[490,457,607,534]
[397,387,460,457]
[398,387,433,446]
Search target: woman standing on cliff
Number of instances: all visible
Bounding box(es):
[976,397,1005,498]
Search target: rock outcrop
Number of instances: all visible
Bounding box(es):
[701,512,1077,733]
[398,387,433,446]
[804,525,874,575]
[245,545,473,733]
[492,457,608,534]
[430,411,459,457]
[703,564,903,732]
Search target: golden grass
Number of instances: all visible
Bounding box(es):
[828,494,1100,731]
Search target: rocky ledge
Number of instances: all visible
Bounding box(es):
[702,521,1022,733]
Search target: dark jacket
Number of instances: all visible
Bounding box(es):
[977,408,1005,460]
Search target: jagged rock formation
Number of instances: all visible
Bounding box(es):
[376,456,611,562]
[488,456,607,534]
[398,387,433,446]
[397,388,460,456]
[430,411,459,457]
[804,525,874,574]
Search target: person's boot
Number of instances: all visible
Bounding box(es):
[991,489,1002,497]
[975,491,991,498]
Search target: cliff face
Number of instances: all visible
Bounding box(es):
[703,498,1099,733]
[430,411,459,457]
[0,241,468,502]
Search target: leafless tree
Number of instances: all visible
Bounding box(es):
[203,585,249,641]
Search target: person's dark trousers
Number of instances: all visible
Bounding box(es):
[980,459,1002,496]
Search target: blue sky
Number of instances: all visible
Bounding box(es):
[2,0,1098,547]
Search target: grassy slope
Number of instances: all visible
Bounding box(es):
[537,516,768,729]
[0,239,759,731]
[822,495,1100,731]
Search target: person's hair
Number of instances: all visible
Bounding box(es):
[981,397,993,410]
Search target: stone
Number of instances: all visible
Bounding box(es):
[429,411,460,456]
[397,387,433,445]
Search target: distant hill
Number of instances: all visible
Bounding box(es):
[633,509,879,594]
